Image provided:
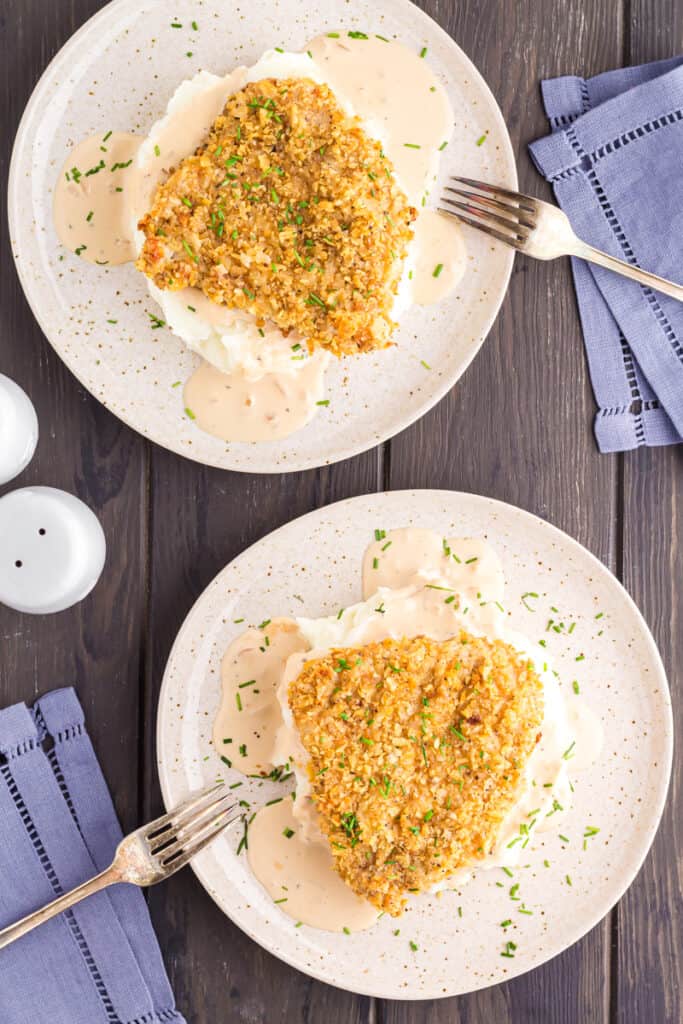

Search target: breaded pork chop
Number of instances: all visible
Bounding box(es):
[287,633,544,915]
[136,77,416,356]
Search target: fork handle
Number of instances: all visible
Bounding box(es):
[0,864,120,951]
[574,241,683,302]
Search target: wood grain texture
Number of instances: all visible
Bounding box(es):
[0,0,680,1022]
[616,10,683,1024]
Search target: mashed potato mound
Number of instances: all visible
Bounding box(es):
[287,633,544,915]
[136,77,416,356]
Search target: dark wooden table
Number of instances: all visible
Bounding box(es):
[2,1,681,1021]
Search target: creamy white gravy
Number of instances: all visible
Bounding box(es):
[184,351,328,443]
[212,618,308,773]
[54,132,142,265]
[214,528,602,931]
[248,799,378,932]
[411,209,467,305]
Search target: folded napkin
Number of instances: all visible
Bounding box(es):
[529,56,683,452]
[0,688,185,1024]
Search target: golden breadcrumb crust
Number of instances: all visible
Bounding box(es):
[136,77,416,356]
[288,633,543,915]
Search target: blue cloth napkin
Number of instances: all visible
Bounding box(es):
[529,56,683,452]
[0,688,185,1024]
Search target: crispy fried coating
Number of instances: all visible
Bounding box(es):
[287,633,543,915]
[136,77,416,356]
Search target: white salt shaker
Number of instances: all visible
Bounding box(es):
[0,486,106,614]
[0,374,39,485]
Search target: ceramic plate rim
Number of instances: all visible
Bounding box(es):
[156,489,673,999]
[8,0,516,474]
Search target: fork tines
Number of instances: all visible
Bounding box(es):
[146,782,239,870]
[439,176,538,250]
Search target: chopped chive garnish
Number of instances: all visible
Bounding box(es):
[316,399,330,406]
[184,407,195,420]
[182,240,197,262]
[476,133,487,146]
[433,263,444,278]
[235,693,243,712]
[403,143,421,149]
[439,141,448,151]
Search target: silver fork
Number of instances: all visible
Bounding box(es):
[0,781,239,950]
[441,176,683,302]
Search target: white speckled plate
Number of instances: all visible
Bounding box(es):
[8,0,515,474]
[157,490,672,999]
